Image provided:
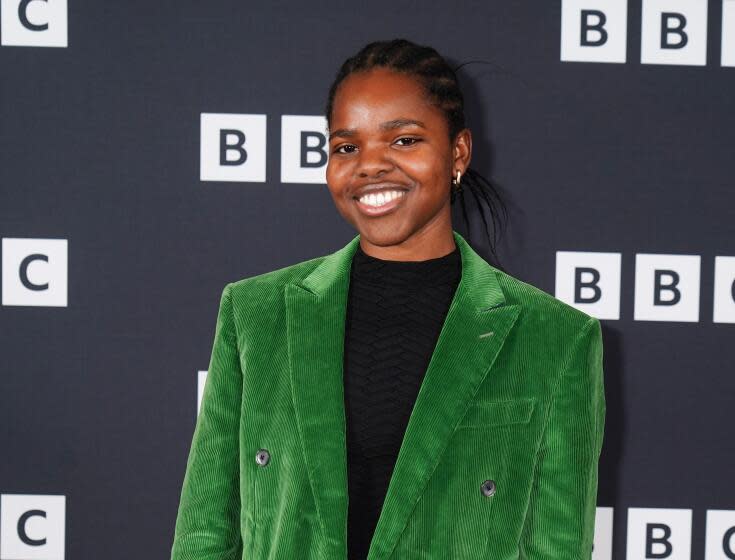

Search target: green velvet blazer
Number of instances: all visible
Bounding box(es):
[170,230,606,560]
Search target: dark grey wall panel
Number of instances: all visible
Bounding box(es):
[1,2,733,558]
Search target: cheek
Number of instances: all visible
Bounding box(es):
[325,162,348,199]
[400,147,450,187]
[406,161,450,203]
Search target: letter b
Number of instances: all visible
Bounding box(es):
[561,0,627,63]
[641,0,707,66]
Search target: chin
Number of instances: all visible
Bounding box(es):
[355,224,412,247]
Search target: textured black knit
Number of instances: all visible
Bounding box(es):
[343,241,462,559]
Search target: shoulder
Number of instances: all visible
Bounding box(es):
[491,267,603,386]
[492,266,599,336]
[222,253,328,311]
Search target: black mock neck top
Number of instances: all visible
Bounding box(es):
[342,242,462,559]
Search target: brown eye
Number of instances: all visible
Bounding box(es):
[395,137,420,146]
[335,144,357,154]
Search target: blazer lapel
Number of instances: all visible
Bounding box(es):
[285,230,522,560]
[284,233,360,558]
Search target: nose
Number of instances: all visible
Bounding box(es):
[356,142,394,178]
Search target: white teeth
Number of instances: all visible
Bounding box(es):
[358,190,406,207]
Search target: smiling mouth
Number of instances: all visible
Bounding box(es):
[353,189,408,216]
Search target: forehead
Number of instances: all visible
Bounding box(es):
[330,68,445,129]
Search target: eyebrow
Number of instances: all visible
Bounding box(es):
[328,118,426,140]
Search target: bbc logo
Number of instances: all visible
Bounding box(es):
[0,494,65,560]
[0,0,68,48]
[555,252,735,323]
[200,113,328,184]
[1,238,68,307]
[561,0,735,67]
[592,507,735,560]
[624,508,693,560]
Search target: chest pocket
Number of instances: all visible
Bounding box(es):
[457,397,536,429]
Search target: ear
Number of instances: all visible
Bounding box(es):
[452,128,473,176]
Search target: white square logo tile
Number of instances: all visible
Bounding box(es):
[704,509,735,559]
[0,494,65,560]
[593,506,614,560]
[626,507,692,560]
[200,113,267,183]
[281,115,328,184]
[2,238,68,307]
[561,0,628,63]
[723,1,735,66]
[1,0,67,47]
[555,251,621,319]
[641,0,708,66]
[197,369,208,417]
[713,256,735,323]
[634,253,700,322]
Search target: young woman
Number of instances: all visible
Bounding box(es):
[171,39,606,560]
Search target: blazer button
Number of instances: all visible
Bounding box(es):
[481,479,496,497]
[255,448,270,467]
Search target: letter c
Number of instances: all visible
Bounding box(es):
[19,253,50,291]
[18,509,47,546]
[19,0,49,32]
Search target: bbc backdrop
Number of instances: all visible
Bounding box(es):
[0,1,733,559]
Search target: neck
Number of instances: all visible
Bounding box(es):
[357,223,456,262]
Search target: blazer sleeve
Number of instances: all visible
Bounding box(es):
[171,283,243,560]
[518,316,606,560]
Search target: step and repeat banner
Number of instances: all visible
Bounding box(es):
[1,1,733,559]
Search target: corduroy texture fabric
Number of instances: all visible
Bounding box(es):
[170,230,606,560]
[343,243,462,559]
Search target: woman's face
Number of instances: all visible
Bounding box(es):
[326,67,471,259]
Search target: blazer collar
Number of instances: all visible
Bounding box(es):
[284,230,522,559]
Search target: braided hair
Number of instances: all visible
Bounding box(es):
[325,38,509,269]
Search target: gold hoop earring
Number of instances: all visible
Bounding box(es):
[451,170,462,191]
